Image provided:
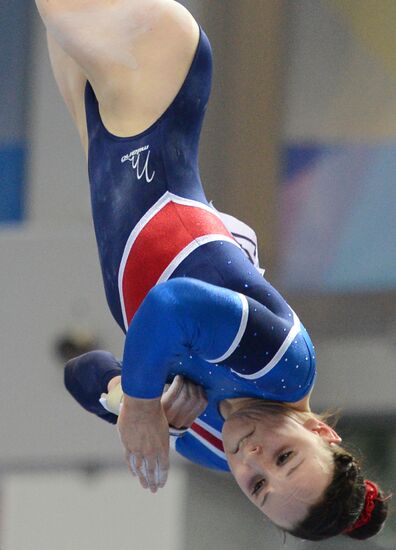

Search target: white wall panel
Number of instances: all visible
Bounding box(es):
[0,231,123,463]
[2,469,187,550]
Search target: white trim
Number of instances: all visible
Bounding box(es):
[207,293,249,363]
[169,193,227,217]
[118,192,171,329]
[188,430,226,460]
[193,418,223,440]
[231,310,301,380]
[188,421,227,461]
[99,396,110,413]
[157,235,239,284]
[118,191,239,330]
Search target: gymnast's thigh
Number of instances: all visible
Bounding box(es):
[38,0,200,137]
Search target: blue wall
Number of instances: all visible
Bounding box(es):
[0,1,32,223]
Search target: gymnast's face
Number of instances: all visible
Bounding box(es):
[222,408,340,529]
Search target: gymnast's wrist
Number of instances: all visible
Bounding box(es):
[169,425,189,437]
[122,394,162,418]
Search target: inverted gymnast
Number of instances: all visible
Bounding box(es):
[35,0,390,541]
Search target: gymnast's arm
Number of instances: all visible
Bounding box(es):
[117,278,313,491]
[116,278,254,491]
[121,279,244,398]
[120,278,299,399]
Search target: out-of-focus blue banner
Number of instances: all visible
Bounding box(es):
[280,0,396,292]
[0,1,32,224]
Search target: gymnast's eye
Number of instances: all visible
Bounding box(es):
[252,479,266,496]
[277,451,293,465]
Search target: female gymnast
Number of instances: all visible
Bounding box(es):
[35,0,390,541]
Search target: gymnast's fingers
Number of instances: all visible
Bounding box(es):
[161,375,184,413]
[178,383,208,427]
[128,452,168,492]
[157,450,169,488]
[126,451,137,477]
[131,454,149,490]
[145,456,163,493]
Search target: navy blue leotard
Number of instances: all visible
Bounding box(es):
[78,26,316,472]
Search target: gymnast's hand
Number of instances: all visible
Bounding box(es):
[117,395,170,493]
[161,375,208,430]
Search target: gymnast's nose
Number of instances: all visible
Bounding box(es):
[241,443,263,464]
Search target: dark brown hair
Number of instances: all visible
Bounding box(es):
[287,444,391,541]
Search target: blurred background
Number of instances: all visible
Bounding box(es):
[1,0,395,548]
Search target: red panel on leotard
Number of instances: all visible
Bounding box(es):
[190,421,225,452]
[121,201,234,326]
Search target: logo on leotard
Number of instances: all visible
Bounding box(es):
[121,146,156,183]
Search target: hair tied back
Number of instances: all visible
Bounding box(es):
[343,480,379,534]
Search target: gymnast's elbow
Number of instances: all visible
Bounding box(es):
[142,279,196,318]
[145,279,185,308]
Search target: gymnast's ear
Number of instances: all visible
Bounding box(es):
[303,417,342,445]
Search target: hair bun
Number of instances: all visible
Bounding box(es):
[344,480,391,540]
[338,454,351,464]
[337,454,353,467]
[336,454,358,481]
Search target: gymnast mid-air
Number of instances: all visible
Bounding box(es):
[35,0,390,541]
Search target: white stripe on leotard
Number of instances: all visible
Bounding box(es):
[231,310,301,380]
[207,293,249,364]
